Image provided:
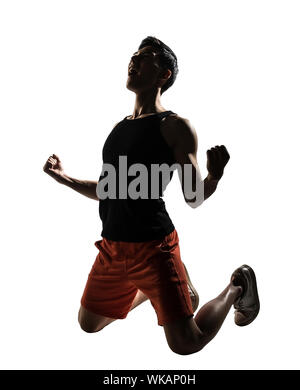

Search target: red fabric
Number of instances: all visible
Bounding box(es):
[80,229,194,326]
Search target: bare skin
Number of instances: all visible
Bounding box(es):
[78,282,242,356]
[43,44,240,355]
[78,290,149,333]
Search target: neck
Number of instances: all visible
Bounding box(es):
[131,88,166,118]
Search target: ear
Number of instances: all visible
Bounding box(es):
[162,69,172,81]
[157,69,172,89]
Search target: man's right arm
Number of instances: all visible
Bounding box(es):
[43,154,99,201]
[58,175,98,200]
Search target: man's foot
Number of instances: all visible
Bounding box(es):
[231,264,260,326]
[183,263,199,312]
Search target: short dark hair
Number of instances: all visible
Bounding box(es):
[138,36,178,95]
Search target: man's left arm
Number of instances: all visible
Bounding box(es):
[168,116,230,208]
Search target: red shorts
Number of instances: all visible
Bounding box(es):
[80,229,194,326]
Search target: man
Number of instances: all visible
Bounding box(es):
[43,36,259,355]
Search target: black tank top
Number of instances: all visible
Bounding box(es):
[98,110,177,242]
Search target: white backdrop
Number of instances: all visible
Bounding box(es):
[1,0,299,369]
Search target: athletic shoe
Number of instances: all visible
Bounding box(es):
[231,264,260,326]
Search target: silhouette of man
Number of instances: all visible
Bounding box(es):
[43,36,259,354]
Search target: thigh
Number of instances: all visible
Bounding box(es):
[131,229,194,326]
[78,305,116,333]
[80,239,138,321]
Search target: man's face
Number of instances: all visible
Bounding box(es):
[126,46,166,93]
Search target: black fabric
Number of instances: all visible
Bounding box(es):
[98,111,177,242]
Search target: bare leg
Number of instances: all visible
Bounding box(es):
[129,289,149,310]
[78,289,149,332]
[193,282,242,343]
[163,282,242,355]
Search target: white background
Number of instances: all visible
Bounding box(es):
[1,0,299,369]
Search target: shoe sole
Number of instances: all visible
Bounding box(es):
[183,263,199,312]
[234,264,260,326]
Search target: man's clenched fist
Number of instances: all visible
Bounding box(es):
[206,145,230,180]
[43,154,65,183]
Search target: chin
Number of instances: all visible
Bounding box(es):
[126,81,136,93]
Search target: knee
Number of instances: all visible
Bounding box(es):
[165,327,206,355]
[169,344,190,355]
[77,312,104,333]
[79,323,102,333]
[78,319,103,333]
[168,340,204,355]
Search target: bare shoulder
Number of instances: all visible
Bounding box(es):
[160,113,197,150]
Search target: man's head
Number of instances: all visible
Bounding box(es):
[126,36,178,95]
